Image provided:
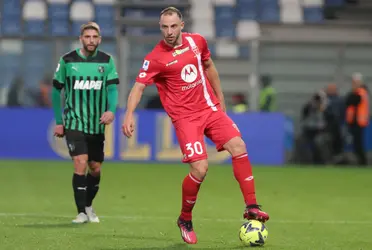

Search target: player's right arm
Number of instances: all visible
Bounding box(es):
[122,58,160,138]
[52,57,66,137]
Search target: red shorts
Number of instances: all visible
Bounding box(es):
[173,109,241,163]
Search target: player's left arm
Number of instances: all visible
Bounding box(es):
[52,57,66,126]
[200,36,226,111]
[203,58,225,111]
[101,56,120,124]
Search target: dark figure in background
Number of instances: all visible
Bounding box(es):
[345,73,369,166]
[301,91,332,164]
[325,83,345,162]
[39,76,53,107]
[6,77,24,107]
[259,75,276,112]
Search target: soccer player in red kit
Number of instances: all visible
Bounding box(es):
[122,7,269,244]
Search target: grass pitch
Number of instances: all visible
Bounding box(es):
[0,161,371,249]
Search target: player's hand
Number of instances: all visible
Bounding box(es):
[122,114,135,138]
[100,111,115,125]
[54,125,65,138]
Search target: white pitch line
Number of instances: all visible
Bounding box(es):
[0,213,371,225]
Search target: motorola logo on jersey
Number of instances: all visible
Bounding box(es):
[181,64,198,83]
[74,80,103,90]
[181,79,202,91]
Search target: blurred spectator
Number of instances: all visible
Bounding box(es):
[345,72,369,166]
[6,77,24,107]
[294,90,343,165]
[325,83,345,162]
[259,75,276,112]
[326,83,345,122]
[299,91,330,164]
[361,82,370,94]
[232,93,248,113]
[39,76,53,107]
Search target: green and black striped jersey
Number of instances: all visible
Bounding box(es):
[53,49,119,134]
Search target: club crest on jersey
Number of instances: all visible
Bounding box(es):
[98,66,105,73]
[192,47,200,55]
[172,47,190,57]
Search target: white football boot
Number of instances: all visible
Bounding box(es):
[85,206,100,223]
[72,212,88,224]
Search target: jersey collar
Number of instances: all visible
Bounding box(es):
[76,48,98,60]
[161,33,187,51]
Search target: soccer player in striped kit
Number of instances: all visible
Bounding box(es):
[52,22,119,223]
[122,7,269,244]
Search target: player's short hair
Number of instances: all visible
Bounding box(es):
[160,7,183,20]
[80,22,101,35]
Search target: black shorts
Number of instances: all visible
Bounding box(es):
[65,129,105,162]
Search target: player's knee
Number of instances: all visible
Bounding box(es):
[190,160,208,180]
[88,161,102,176]
[224,137,246,157]
[73,155,88,174]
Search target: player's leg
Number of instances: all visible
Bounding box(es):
[65,129,89,223]
[174,118,208,244]
[85,133,105,223]
[205,111,269,223]
[177,160,207,245]
[223,137,269,222]
[180,160,208,220]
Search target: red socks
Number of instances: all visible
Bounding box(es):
[180,153,256,221]
[232,153,257,205]
[180,173,203,221]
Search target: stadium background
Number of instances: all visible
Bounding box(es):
[0,0,371,165]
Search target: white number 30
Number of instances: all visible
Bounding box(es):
[185,141,203,157]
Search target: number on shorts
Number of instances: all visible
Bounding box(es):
[185,141,203,157]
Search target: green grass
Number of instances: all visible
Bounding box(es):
[0,161,371,249]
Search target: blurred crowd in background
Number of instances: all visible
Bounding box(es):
[0,0,371,165]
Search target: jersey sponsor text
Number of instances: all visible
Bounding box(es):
[74,80,103,90]
[182,79,203,91]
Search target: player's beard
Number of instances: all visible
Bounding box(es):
[166,32,181,46]
[83,44,98,55]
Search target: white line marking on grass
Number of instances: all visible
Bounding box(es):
[0,212,371,225]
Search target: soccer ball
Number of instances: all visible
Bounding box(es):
[239,220,268,247]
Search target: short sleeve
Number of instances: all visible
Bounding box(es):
[53,57,66,89]
[107,56,120,86]
[135,57,161,85]
[200,35,211,61]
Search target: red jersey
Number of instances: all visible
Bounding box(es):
[135,32,219,122]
